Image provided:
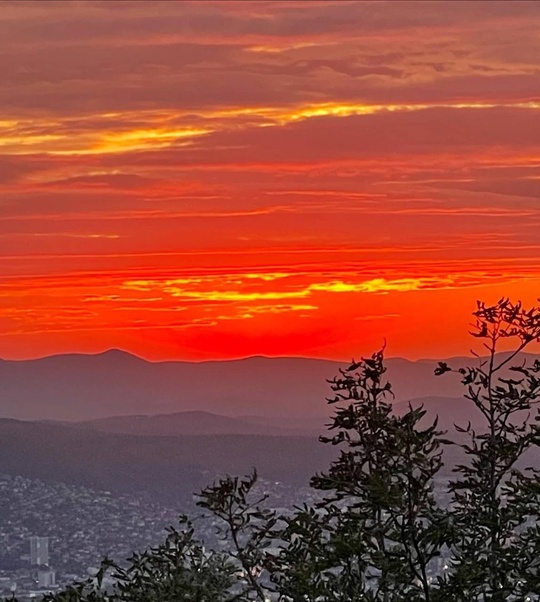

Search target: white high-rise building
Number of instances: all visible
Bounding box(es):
[29,536,49,566]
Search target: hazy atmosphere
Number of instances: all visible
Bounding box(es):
[1,3,540,601]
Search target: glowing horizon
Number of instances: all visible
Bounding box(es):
[1,1,539,362]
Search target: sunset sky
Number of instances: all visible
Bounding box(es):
[1,0,539,361]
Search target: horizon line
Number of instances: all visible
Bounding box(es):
[1,347,534,365]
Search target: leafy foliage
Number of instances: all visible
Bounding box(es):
[271,349,447,601]
[197,471,276,601]
[436,299,540,601]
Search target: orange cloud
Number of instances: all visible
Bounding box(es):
[0,1,539,360]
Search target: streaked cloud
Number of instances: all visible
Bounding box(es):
[0,1,539,360]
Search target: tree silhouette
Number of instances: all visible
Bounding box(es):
[436,299,540,601]
[271,349,447,601]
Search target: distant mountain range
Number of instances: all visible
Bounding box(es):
[1,351,538,504]
[0,349,497,422]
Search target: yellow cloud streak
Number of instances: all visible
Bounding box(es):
[2,100,538,157]
[309,278,453,294]
[0,123,212,156]
[122,275,458,305]
[199,100,540,125]
[165,288,310,302]
[246,41,330,54]
[85,127,212,155]
[240,304,318,313]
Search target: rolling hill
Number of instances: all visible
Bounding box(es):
[78,410,320,437]
[0,417,334,505]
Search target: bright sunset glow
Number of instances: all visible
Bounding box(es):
[1,1,539,361]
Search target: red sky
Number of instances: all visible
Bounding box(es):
[1,1,539,361]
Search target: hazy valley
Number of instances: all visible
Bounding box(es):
[1,351,538,503]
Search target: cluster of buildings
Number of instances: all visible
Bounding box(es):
[0,473,316,599]
[0,472,459,599]
[0,473,181,598]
